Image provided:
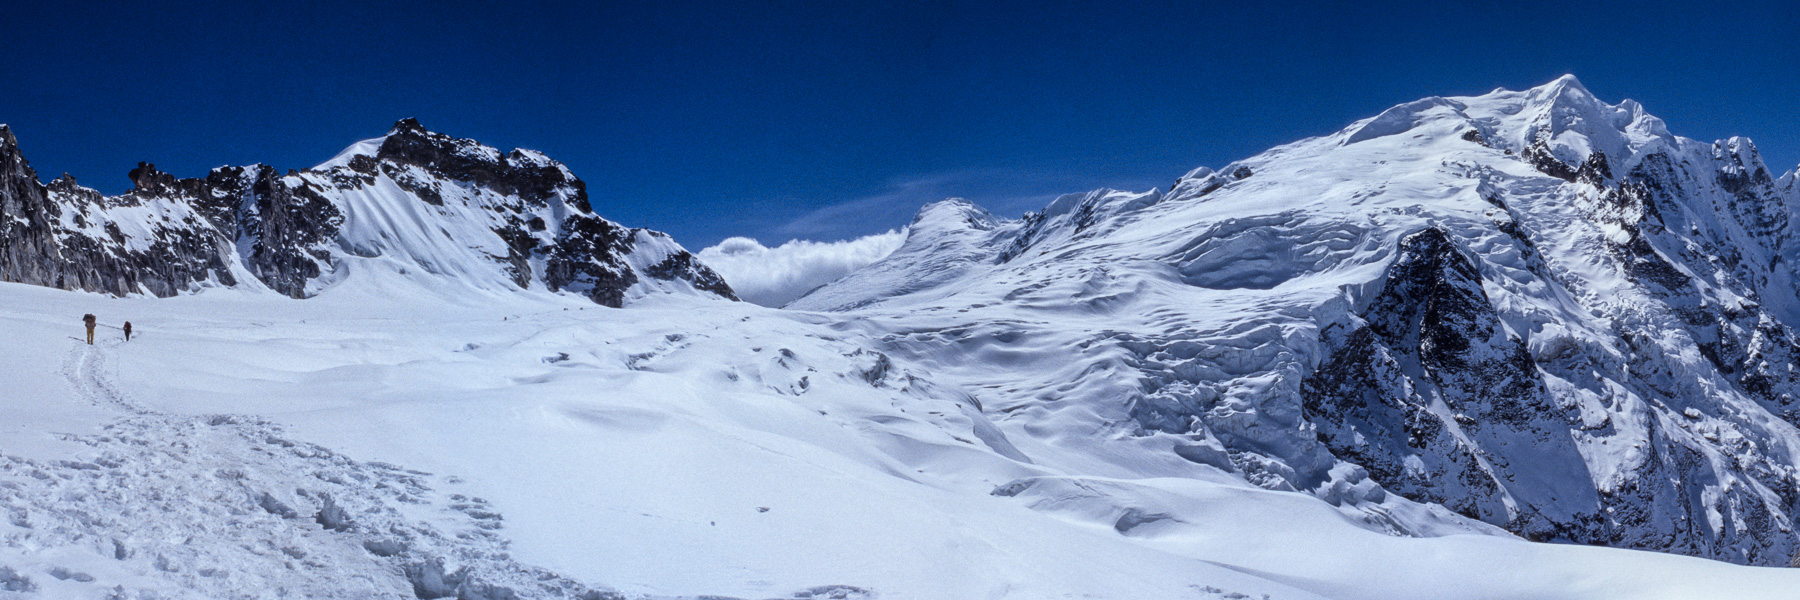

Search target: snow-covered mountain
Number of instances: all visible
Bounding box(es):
[795,75,1800,566]
[0,119,735,307]
[8,76,1800,600]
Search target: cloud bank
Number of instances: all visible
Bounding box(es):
[698,230,906,307]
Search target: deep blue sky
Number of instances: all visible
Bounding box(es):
[3,1,1796,247]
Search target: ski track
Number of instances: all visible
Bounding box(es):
[4,340,871,600]
[63,341,150,416]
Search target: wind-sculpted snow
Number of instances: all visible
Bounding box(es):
[795,75,1800,566]
[1163,212,1375,290]
[0,119,735,307]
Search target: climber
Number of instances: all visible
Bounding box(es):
[82,314,96,345]
[123,321,133,342]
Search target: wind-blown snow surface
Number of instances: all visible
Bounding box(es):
[795,75,1800,568]
[2,279,1796,600]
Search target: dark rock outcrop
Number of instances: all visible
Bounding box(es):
[1305,228,1586,536]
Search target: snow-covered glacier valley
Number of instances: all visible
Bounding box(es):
[5,283,1793,600]
[6,75,1800,599]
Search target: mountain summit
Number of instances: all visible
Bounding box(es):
[0,120,736,307]
[794,76,1800,565]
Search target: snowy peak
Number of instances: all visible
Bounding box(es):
[365,119,586,210]
[1328,75,1799,201]
[1335,75,1680,177]
[799,77,1800,566]
[1509,74,1655,165]
[1538,72,1590,94]
[1474,75,1684,172]
[910,197,999,232]
[0,123,736,306]
[1523,73,1597,114]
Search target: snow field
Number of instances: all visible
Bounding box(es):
[1,275,1795,598]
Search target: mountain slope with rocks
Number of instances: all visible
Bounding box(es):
[794,75,1800,566]
[0,119,735,307]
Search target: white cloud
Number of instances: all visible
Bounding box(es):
[698,230,907,307]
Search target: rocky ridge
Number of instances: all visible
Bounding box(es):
[0,119,735,307]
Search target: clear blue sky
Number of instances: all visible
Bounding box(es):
[3,1,1796,248]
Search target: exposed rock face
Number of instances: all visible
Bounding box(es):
[1305,227,1584,538]
[240,166,343,298]
[0,121,736,307]
[0,130,234,297]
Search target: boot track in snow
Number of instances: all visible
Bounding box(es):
[4,339,874,600]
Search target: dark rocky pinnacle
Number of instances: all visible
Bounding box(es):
[390,118,427,135]
[128,162,179,194]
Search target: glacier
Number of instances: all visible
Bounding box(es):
[796,74,1800,566]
